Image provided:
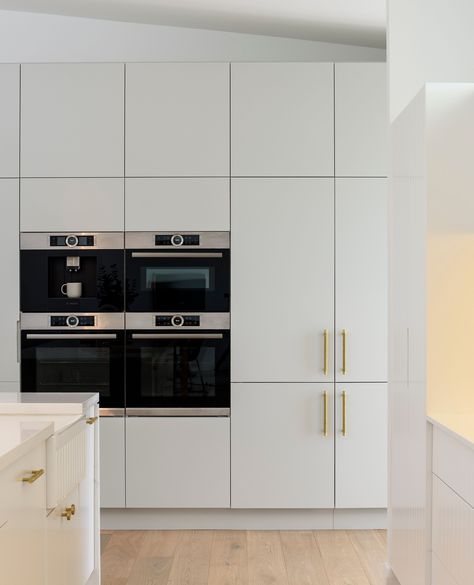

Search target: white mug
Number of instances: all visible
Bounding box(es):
[61,282,82,298]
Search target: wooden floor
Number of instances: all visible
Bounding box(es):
[101,529,395,585]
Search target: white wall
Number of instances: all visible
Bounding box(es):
[388,0,474,120]
[0,10,385,64]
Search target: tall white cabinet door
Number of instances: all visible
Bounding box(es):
[335,178,388,382]
[0,65,19,177]
[231,63,334,177]
[335,63,387,177]
[0,180,19,383]
[126,417,230,508]
[231,383,334,509]
[21,64,124,177]
[99,417,125,508]
[231,178,334,382]
[126,63,229,177]
[335,383,387,509]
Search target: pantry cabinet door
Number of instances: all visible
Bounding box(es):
[0,65,19,177]
[335,383,387,508]
[335,178,388,382]
[231,178,334,382]
[335,63,388,177]
[21,64,124,177]
[231,63,334,177]
[231,383,334,508]
[126,63,229,177]
[99,417,125,508]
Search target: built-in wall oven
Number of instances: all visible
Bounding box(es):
[20,313,125,415]
[125,232,230,313]
[126,313,230,416]
[20,232,124,313]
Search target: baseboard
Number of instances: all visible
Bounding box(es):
[101,508,387,530]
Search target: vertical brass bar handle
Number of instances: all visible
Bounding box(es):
[342,329,347,375]
[323,329,329,376]
[342,390,347,437]
[323,391,328,437]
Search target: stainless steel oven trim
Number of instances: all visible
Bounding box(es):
[100,408,125,417]
[125,231,230,250]
[26,333,117,340]
[21,313,125,331]
[125,312,230,330]
[131,252,223,259]
[20,232,124,250]
[126,408,230,417]
[131,333,223,340]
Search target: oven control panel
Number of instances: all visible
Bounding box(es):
[50,234,95,248]
[50,315,95,327]
[155,234,200,247]
[155,315,200,327]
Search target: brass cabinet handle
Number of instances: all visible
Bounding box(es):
[341,329,347,375]
[323,329,329,376]
[62,504,76,521]
[342,391,347,437]
[21,469,45,484]
[86,416,98,425]
[323,391,328,437]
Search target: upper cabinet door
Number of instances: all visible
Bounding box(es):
[231,178,334,382]
[0,65,19,177]
[126,63,229,177]
[335,63,387,177]
[335,178,388,382]
[231,63,334,177]
[21,64,124,177]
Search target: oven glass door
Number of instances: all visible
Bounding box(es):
[126,330,230,410]
[126,250,230,312]
[21,331,125,409]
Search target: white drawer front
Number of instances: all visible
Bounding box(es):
[433,426,474,506]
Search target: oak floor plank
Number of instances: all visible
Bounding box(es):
[315,530,371,585]
[374,530,387,547]
[349,531,387,585]
[208,530,248,585]
[138,531,183,559]
[247,531,287,585]
[280,531,330,585]
[101,531,145,585]
[167,530,214,585]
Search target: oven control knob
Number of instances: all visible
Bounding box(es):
[66,315,79,328]
[171,315,184,328]
[170,234,184,247]
[65,234,79,248]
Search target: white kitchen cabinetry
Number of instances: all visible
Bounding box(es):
[231,383,334,509]
[231,178,334,382]
[100,417,125,508]
[0,179,19,383]
[231,63,334,177]
[20,178,124,232]
[335,63,387,177]
[335,178,388,382]
[126,417,230,508]
[126,63,229,177]
[335,383,387,508]
[21,64,124,178]
[125,178,230,231]
[0,65,19,177]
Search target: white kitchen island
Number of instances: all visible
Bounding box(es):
[0,392,100,585]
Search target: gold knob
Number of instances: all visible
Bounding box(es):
[22,469,45,484]
[86,416,98,425]
[62,505,76,521]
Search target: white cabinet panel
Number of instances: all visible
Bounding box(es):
[432,554,458,585]
[0,65,19,177]
[231,63,334,177]
[99,417,125,509]
[21,64,124,177]
[126,63,229,177]
[20,178,124,232]
[0,180,19,382]
[335,383,387,508]
[125,178,229,231]
[126,417,230,508]
[335,63,387,177]
[231,383,334,509]
[335,178,387,382]
[231,178,334,382]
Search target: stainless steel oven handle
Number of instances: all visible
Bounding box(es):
[26,334,118,340]
[131,252,223,259]
[131,333,223,340]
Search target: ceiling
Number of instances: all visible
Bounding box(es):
[0,0,387,48]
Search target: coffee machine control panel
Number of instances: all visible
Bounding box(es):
[49,235,95,248]
[50,315,95,327]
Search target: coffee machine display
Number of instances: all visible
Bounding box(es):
[20,232,125,313]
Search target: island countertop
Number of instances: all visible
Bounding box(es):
[428,412,474,450]
[0,392,99,415]
[0,418,53,473]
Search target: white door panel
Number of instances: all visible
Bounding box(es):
[99,417,125,509]
[0,65,19,177]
